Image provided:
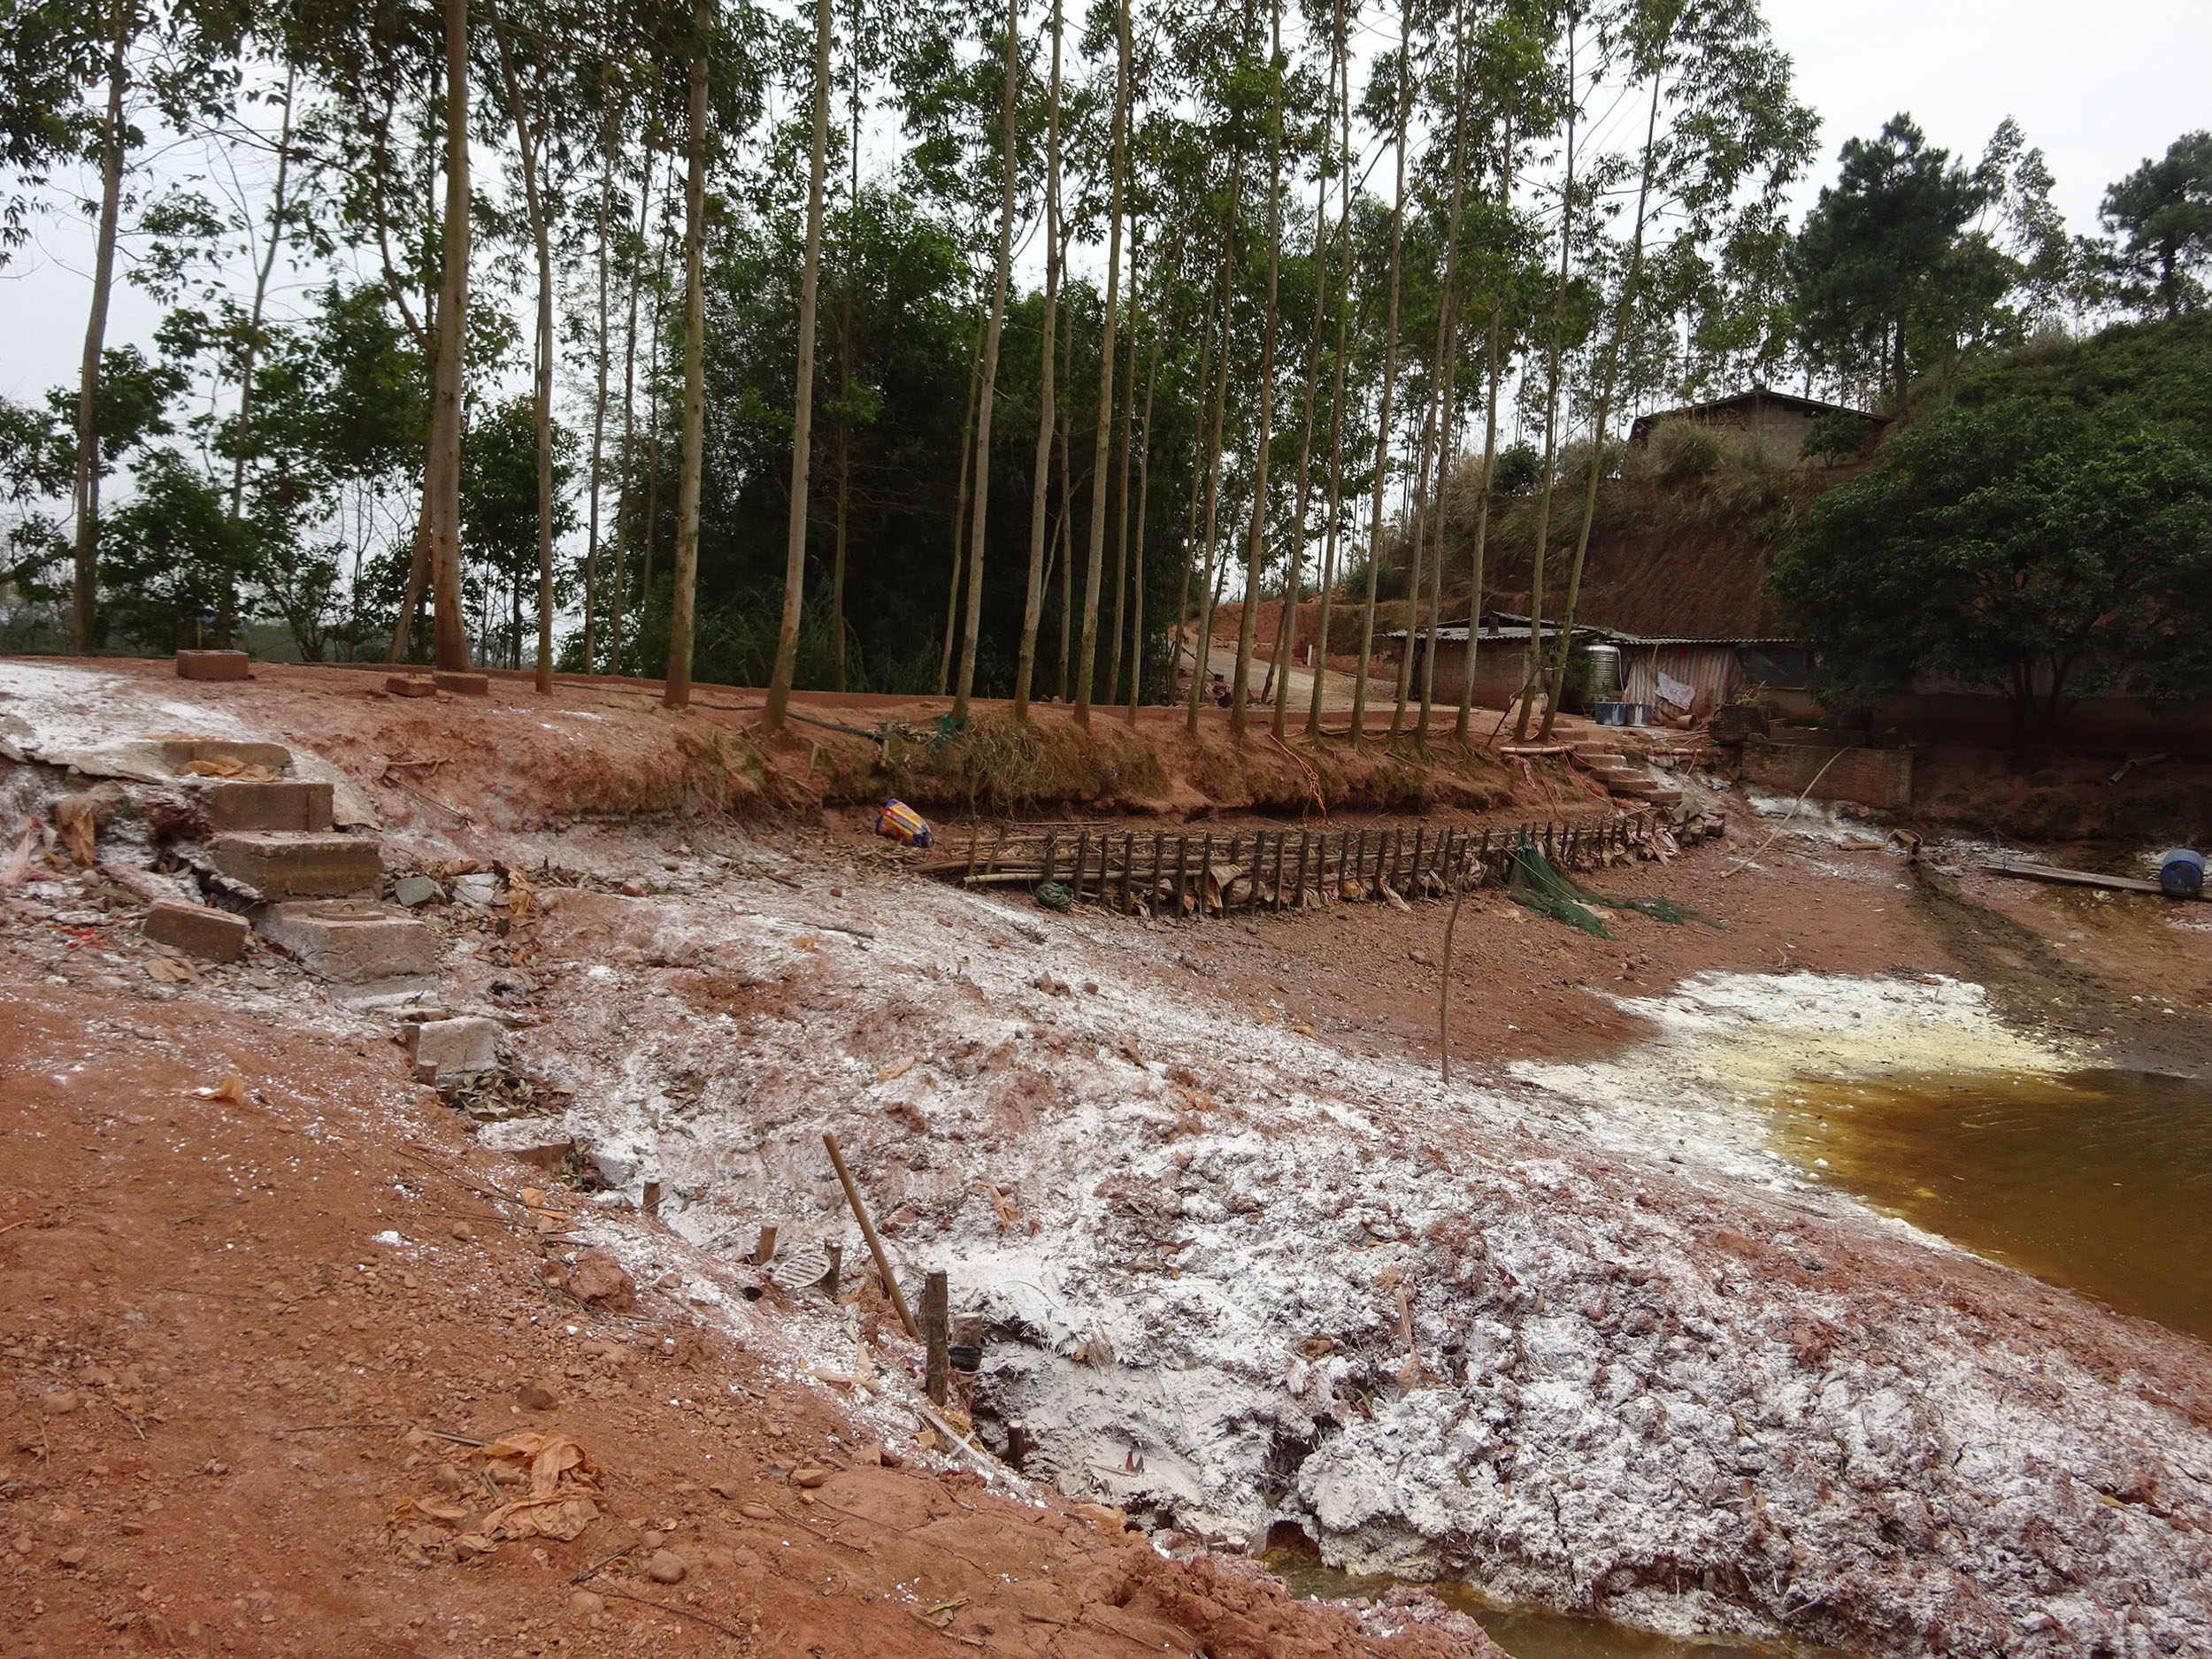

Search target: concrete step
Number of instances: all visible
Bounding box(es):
[198,780,334,833]
[159,738,294,774]
[1572,743,1626,764]
[256,901,438,998]
[142,899,250,963]
[1604,773,1665,798]
[209,831,381,898]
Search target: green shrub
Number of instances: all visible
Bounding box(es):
[1650,419,1724,486]
[1800,410,1878,466]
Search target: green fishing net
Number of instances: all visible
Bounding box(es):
[1505,834,1687,938]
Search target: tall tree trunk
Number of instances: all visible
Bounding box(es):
[1185,146,1247,734]
[1349,7,1411,753]
[488,0,556,695]
[1168,285,1217,704]
[608,155,657,674]
[224,67,296,649]
[952,0,1023,721]
[635,227,672,657]
[1072,0,1130,724]
[762,0,833,729]
[1455,103,1513,744]
[1105,227,1141,709]
[1271,0,1340,741]
[1389,314,1442,740]
[1306,1,1353,736]
[1416,4,1471,734]
[1511,12,1578,742]
[1229,0,1284,744]
[1054,373,1074,701]
[1125,321,1158,722]
[830,0,863,694]
[1540,64,1664,740]
[583,120,614,671]
[937,324,983,695]
[425,0,473,672]
[1012,0,1064,722]
[71,7,129,656]
[664,0,710,709]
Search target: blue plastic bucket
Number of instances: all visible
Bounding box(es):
[2158,849,2205,899]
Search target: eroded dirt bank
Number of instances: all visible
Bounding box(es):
[4,657,2211,1659]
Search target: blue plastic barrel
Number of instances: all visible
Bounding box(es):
[2159,849,2206,899]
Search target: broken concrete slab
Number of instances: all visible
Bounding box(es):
[402,1015,501,1078]
[387,676,437,698]
[197,780,335,833]
[175,651,250,681]
[256,901,439,990]
[431,672,490,695]
[208,832,382,898]
[142,900,250,964]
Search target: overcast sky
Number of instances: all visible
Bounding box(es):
[5,0,2208,408]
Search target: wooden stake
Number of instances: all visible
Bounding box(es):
[1440,867,1470,1086]
[752,1224,778,1265]
[1041,832,1058,887]
[822,1132,918,1340]
[823,1243,842,1298]
[923,1270,949,1404]
[1074,830,1091,902]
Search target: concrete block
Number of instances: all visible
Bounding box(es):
[387,675,437,698]
[142,900,250,964]
[157,739,293,774]
[175,650,250,681]
[432,672,490,695]
[403,1016,501,1077]
[209,832,382,898]
[1742,737,1913,810]
[257,901,440,984]
[199,780,334,833]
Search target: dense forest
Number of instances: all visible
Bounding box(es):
[1,0,2207,735]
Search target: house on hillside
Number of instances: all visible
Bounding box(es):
[1627,387,1884,462]
[1396,614,1807,720]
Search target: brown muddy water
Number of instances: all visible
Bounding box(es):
[1763,1067,2212,1340]
[1266,1557,1854,1658]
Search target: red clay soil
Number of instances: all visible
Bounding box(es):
[0,956,1502,1659]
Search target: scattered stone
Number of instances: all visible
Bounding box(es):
[653,1271,681,1290]
[644,1549,687,1585]
[790,1466,828,1489]
[516,1378,562,1411]
[392,875,442,908]
[565,1250,636,1310]
[403,1016,502,1078]
[567,1591,603,1620]
[450,873,501,909]
[56,1544,88,1568]
[737,1503,775,1522]
[617,879,646,898]
[175,650,250,681]
[41,1391,77,1416]
[143,900,250,964]
[854,1442,884,1466]
[707,1482,735,1501]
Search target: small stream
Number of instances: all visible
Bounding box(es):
[1760,1067,2212,1339]
[1265,1557,1855,1659]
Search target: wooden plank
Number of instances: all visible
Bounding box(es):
[1074,831,1092,902]
[1041,832,1058,887]
[1293,830,1311,911]
[1271,830,1289,913]
[1174,833,1191,917]
[1983,861,2170,895]
[1197,833,1215,916]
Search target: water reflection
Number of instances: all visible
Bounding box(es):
[1763,1068,2212,1339]
[1265,1556,1848,1659]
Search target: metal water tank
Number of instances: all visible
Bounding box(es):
[1581,643,1623,703]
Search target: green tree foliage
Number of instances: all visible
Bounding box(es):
[1789,115,2006,417]
[1770,388,2212,740]
[2098,131,2212,319]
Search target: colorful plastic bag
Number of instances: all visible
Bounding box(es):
[876,798,933,849]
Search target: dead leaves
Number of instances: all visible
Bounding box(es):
[394,1430,602,1560]
[190,1071,250,1105]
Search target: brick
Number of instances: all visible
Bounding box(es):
[403,1016,501,1077]
[1742,736,1913,810]
[157,739,293,773]
[431,672,490,695]
[387,675,437,698]
[209,832,382,898]
[198,780,334,833]
[175,650,250,681]
[257,901,439,984]
[142,900,250,964]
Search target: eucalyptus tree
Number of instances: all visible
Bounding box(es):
[1070,0,1130,725]
[1348,7,1410,753]
[1011,0,1064,721]
[1535,0,1816,738]
[1225,0,1286,744]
